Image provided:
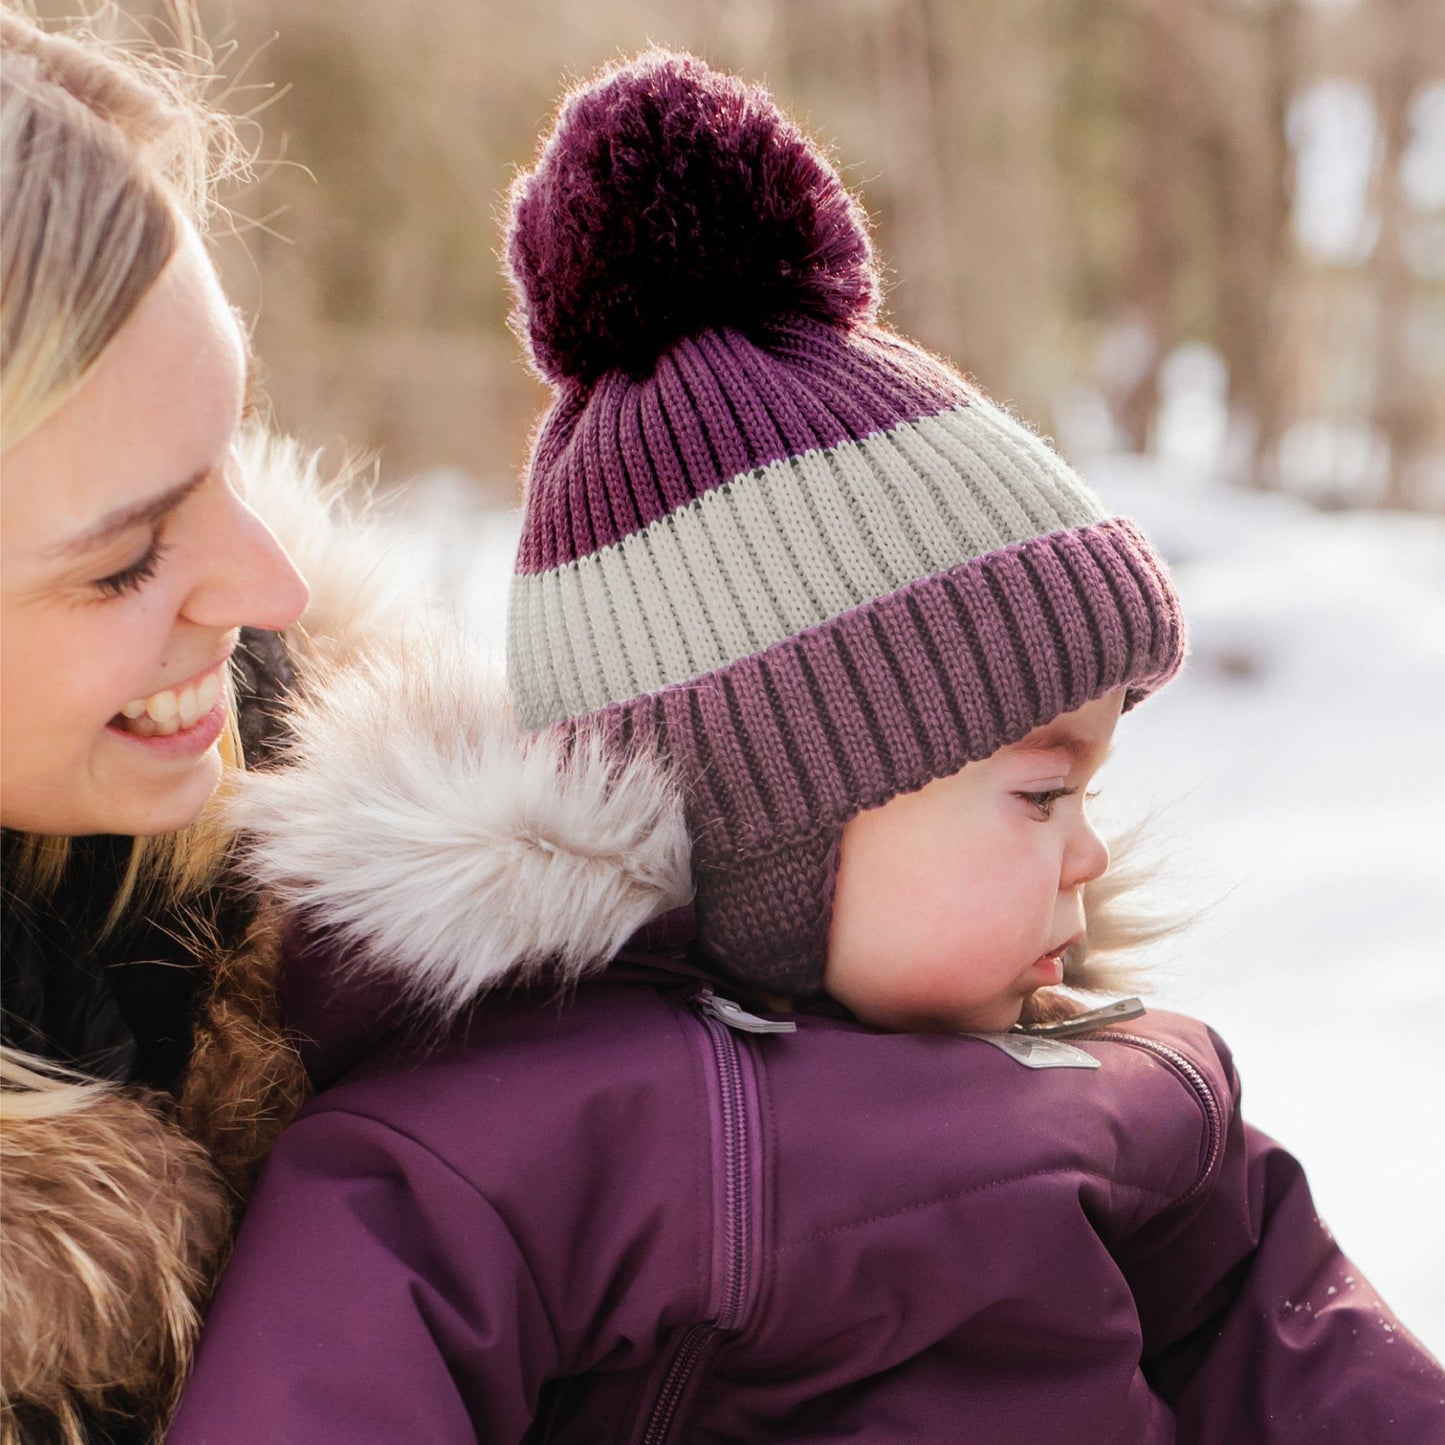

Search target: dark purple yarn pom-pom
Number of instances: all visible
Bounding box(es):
[507,50,879,386]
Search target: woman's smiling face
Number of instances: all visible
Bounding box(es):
[825,690,1123,1034]
[0,227,309,837]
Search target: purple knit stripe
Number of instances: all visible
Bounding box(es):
[604,377,666,548]
[595,518,1184,858]
[516,321,968,574]
[523,386,584,570]
[579,376,633,554]
[761,322,973,428]
[695,324,959,469]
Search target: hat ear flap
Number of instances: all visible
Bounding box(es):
[694,829,841,994]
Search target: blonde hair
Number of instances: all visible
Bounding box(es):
[0,3,246,440]
[1,3,251,927]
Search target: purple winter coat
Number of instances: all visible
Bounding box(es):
[166,638,1444,1444]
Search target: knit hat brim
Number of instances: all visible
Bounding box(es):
[590,516,1184,990]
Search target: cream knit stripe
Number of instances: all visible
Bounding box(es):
[595,518,1185,864]
[509,400,1108,727]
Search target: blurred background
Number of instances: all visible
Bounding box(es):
[44,0,1445,1356]
[46,0,1445,508]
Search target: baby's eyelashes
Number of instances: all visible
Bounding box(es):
[1017,786,1079,819]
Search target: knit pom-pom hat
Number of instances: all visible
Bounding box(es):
[505,50,1185,996]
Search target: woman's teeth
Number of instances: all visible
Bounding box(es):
[116,669,223,737]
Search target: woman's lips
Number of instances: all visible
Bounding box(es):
[111,659,227,737]
[106,657,230,758]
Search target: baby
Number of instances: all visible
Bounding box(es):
[169,51,1444,1445]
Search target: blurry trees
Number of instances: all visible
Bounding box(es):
[1369,0,1437,505]
[46,0,1443,507]
[1099,0,1296,482]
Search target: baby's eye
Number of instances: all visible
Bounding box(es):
[1016,786,1078,819]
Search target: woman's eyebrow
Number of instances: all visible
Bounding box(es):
[46,469,211,560]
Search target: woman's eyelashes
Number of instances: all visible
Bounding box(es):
[93,536,172,599]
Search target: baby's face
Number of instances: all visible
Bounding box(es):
[824,689,1123,1034]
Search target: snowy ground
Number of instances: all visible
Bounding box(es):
[393,457,1445,1359]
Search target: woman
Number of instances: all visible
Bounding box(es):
[0,8,406,1440]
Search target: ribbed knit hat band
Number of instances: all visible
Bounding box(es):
[505,51,1185,993]
[510,322,1120,727]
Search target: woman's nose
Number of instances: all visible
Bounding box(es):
[182,491,310,633]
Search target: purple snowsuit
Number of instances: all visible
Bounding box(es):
[167,644,1444,1443]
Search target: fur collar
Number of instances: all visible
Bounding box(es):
[233,428,425,672]
[230,629,694,1021]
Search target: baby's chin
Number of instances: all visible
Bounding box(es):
[946,999,1030,1035]
[850,995,1031,1036]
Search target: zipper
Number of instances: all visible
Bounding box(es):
[695,993,760,1330]
[1015,996,1146,1039]
[696,990,798,1036]
[636,1323,720,1445]
[1103,1032,1225,1209]
[633,990,770,1445]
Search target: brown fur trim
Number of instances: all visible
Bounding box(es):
[0,1084,230,1444]
[0,893,311,1444]
[174,903,310,1201]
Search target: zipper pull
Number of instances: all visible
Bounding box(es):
[1015,996,1147,1039]
[696,991,798,1035]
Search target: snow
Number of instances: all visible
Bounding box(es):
[1405,81,1445,214]
[1083,455,1445,1360]
[1288,78,1380,264]
[393,456,1445,1360]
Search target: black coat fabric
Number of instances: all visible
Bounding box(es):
[0,627,295,1095]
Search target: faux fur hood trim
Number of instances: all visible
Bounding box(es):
[230,629,695,1021]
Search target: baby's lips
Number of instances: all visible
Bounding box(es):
[1030,953,1066,986]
